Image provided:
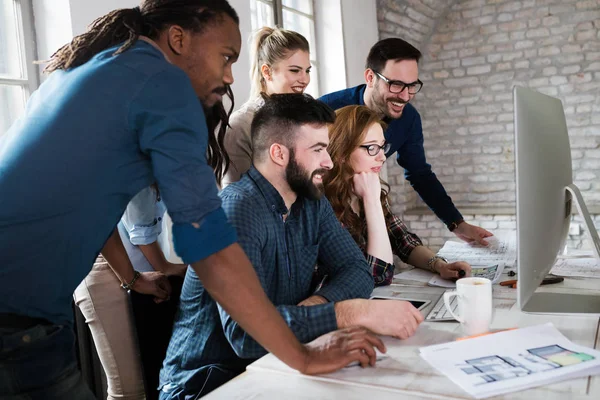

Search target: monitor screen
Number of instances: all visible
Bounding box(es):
[514,87,600,314]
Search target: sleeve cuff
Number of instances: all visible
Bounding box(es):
[172,207,237,264]
[303,302,338,341]
[128,230,160,246]
[316,284,367,304]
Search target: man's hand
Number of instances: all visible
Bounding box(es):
[352,172,381,202]
[434,260,471,280]
[453,222,493,245]
[163,262,188,278]
[298,295,328,307]
[335,299,423,340]
[131,271,172,303]
[362,300,424,339]
[301,326,386,374]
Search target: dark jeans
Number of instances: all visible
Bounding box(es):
[158,365,242,400]
[0,319,95,400]
[130,276,184,400]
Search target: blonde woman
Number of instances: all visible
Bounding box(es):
[222,27,311,186]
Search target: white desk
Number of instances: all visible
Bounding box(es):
[206,274,600,399]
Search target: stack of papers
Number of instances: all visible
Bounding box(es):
[550,257,600,279]
[437,233,517,268]
[420,323,600,399]
[428,263,505,288]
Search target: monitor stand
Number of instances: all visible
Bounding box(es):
[566,184,600,261]
[522,184,600,314]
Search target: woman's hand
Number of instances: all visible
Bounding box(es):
[132,271,172,303]
[352,172,381,202]
[163,262,188,278]
[434,260,471,280]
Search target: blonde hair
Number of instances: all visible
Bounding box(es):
[249,26,310,99]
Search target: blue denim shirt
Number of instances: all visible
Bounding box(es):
[319,85,463,226]
[0,41,236,325]
[159,167,373,391]
[121,186,166,246]
[117,185,168,273]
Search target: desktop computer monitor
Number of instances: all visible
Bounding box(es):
[514,86,600,314]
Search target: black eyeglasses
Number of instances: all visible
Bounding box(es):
[374,71,423,95]
[359,142,391,156]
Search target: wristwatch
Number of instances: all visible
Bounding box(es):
[447,219,464,232]
[426,256,448,273]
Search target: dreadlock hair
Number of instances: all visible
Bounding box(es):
[204,86,234,183]
[43,0,239,73]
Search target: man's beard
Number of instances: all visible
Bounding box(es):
[372,88,407,120]
[286,149,327,201]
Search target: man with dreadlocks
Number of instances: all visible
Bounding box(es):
[0,1,384,398]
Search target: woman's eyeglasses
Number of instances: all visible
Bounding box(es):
[359,142,391,156]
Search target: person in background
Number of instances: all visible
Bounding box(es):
[324,105,471,285]
[0,2,381,398]
[222,26,311,186]
[319,38,493,245]
[74,184,186,400]
[160,94,420,399]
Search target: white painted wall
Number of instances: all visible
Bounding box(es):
[313,0,346,95]
[227,0,252,108]
[340,0,379,88]
[31,0,72,79]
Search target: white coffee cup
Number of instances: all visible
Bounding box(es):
[443,277,493,336]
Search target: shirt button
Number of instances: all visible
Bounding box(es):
[158,217,162,221]
[271,205,276,211]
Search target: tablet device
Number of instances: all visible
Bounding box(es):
[370,296,431,311]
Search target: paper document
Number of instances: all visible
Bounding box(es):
[428,263,505,288]
[550,257,600,278]
[393,268,435,283]
[437,232,516,267]
[419,323,600,399]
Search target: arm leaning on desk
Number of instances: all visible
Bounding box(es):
[218,192,373,359]
[208,276,600,400]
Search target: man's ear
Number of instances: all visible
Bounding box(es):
[166,25,186,56]
[365,68,375,87]
[269,143,288,167]
[261,64,272,81]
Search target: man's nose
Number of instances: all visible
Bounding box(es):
[322,152,333,170]
[397,87,410,102]
[224,65,234,85]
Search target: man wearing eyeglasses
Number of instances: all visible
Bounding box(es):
[320,38,492,245]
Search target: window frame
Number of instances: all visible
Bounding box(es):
[0,0,39,110]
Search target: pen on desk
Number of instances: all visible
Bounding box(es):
[499,276,564,289]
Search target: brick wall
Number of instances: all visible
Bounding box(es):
[376,0,600,251]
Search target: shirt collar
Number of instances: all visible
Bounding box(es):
[357,84,367,106]
[139,36,173,64]
[247,167,289,215]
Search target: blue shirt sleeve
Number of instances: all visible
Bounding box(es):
[121,186,161,245]
[395,111,463,226]
[130,67,236,264]
[218,192,338,359]
[313,198,374,302]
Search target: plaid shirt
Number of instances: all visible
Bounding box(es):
[352,211,423,286]
[160,167,373,391]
